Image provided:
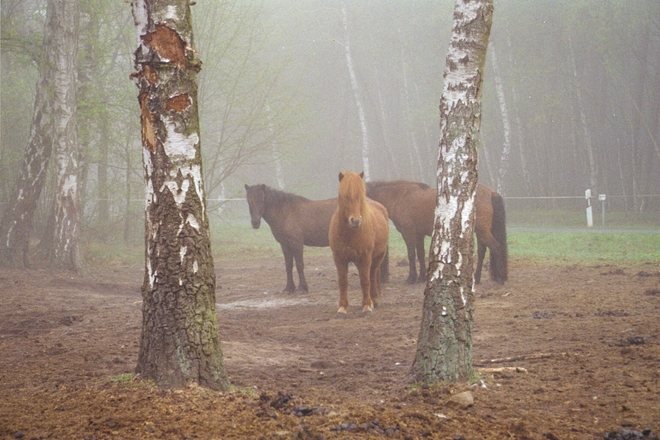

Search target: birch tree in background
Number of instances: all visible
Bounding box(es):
[0,0,58,268]
[49,0,83,272]
[341,1,370,179]
[411,0,493,383]
[490,43,511,195]
[129,0,230,390]
[568,33,597,192]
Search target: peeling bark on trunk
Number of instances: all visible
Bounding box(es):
[411,0,493,384]
[130,0,230,391]
[341,1,370,179]
[49,0,83,272]
[0,0,59,268]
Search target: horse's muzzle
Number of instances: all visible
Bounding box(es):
[349,216,362,229]
[251,218,261,229]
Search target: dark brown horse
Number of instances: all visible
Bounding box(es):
[365,180,507,284]
[245,184,337,293]
[329,172,389,318]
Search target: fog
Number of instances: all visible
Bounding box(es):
[1,0,659,241]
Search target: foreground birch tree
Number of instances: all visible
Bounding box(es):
[129,0,230,390]
[411,0,493,383]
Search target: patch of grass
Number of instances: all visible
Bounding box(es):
[85,241,142,267]
[109,373,136,384]
[467,369,482,386]
[508,209,659,229]
[509,231,660,263]
[236,386,258,396]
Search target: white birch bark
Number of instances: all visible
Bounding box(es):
[412,0,493,384]
[265,101,285,189]
[490,43,511,195]
[50,0,83,272]
[130,0,229,390]
[505,33,531,195]
[341,1,370,179]
[400,40,424,180]
[0,0,59,267]
[568,33,597,191]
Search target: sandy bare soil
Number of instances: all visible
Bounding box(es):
[1,253,659,439]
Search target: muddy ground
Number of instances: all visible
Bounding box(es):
[1,252,659,439]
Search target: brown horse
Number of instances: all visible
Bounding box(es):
[365,180,507,284]
[329,172,389,318]
[245,184,337,293]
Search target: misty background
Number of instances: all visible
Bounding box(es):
[2,0,659,244]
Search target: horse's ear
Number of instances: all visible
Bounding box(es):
[359,171,364,179]
[260,184,266,190]
[338,172,344,182]
[244,184,249,190]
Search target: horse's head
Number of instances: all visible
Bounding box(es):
[244,184,266,228]
[338,171,365,229]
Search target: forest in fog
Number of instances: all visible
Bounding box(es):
[1,0,659,243]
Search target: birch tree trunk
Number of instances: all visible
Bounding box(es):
[490,43,511,195]
[411,0,493,384]
[0,0,58,268]
[49,0,83,272]
[130,0,230,390]
[568,33,597,191]
[341,1,370,179]
[505,33,532,196]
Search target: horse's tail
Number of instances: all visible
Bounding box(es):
[490,192,508,283]
[380,245,389,283]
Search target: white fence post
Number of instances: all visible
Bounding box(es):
[599,194,606,227]
[585,189,593,228]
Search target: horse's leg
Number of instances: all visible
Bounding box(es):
[293,245,308,293]
[358,257,373,316]
[336,259,350,318]
[415,234,427,283]
[403,236,418,284]
[476,231,503,284]
[370,257,381,309]
[281,243,296,293]
[379,248,389,283]
[475,239,487,284]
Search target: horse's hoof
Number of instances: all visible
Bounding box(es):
[362,310,372,318]
[336,312,347,319]
[405,278,416,285]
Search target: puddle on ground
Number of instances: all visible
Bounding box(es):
[217,297,310,310]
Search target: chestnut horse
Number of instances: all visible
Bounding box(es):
[329,172,389,318]
[365,180,507,284]
[245,184,337,293]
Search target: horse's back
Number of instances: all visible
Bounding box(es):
[298,197,337,247]
[367,180,434,236]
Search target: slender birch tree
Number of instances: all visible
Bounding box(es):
[129,0,230,390]
[341,1,370,179]
[411,0,493,383]
[49,0,83,272]
[0,0,58,268]
[489,43,511,195]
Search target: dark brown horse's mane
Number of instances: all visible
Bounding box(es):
[262,185,311,206]
[366,180,432,191]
